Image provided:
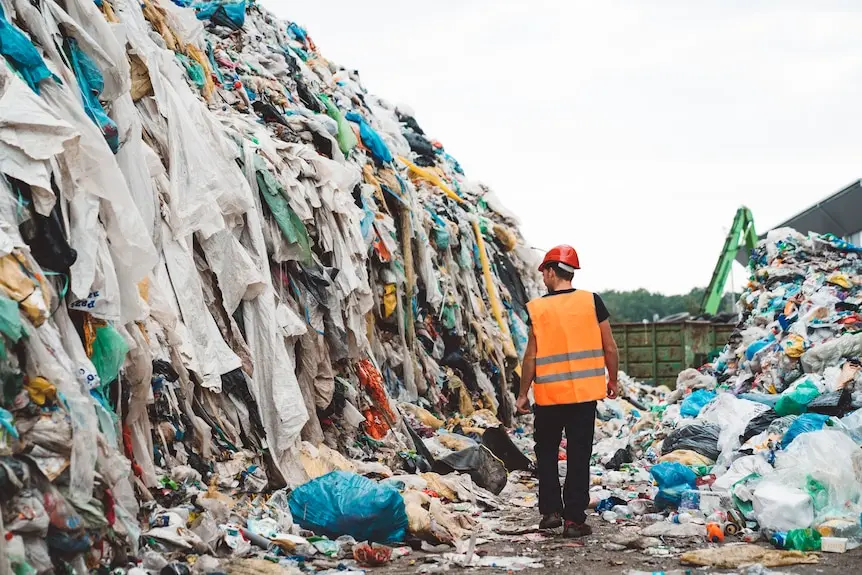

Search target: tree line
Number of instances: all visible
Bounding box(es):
[600,287,739,323]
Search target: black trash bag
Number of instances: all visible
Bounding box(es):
[661,423,721,461]
[403,131,435,165]
[740,409,779,444]
[252,101,290,126]
[397,112,425,135]
[435,445,507,494]
[11,177,77,273]
[605,446,634,471]
[481,426,532,472]
[807,388,854,417]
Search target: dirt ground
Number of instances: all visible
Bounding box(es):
[377,508,862,574]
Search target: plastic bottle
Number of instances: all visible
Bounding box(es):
[671,512,693,524]
[642,513,665,523]
[611,505,632,518]
[602,511,619,522]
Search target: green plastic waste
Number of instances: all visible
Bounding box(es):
[319,93,357,156]
[254,157,312,260]
[775,379,820,416]
[176,54,206,89]
[0,294,25,344]
[90,324,129,386]
[784,528,821,551]
[806,476,828,512]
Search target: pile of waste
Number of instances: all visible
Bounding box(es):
[0,0,545,572]
[586,228,862,566]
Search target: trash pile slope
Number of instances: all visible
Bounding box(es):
[588,228,862,562]
[0,0,541,571]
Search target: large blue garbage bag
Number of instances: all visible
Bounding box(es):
[288,471,408,543]
[0,5,53,93]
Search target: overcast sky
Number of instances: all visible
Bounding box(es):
[266,0,862,295]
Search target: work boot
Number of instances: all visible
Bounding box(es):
[539,513,563,530]
[562,520,592,538]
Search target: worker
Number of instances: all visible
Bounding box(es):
[516,245,619,537]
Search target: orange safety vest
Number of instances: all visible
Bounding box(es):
[526,290,607,405]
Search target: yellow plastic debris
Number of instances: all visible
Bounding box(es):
[399,156,464,204]
[26,376,56,406]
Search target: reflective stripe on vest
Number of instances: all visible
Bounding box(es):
[526,290,607,405]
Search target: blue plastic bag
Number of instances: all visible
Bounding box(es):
[745,335,775,360]
[346,111,393,164]
[64,38,119,153]
[0,5,54,93]
[681,390,716,418]
[650,462,697,509]
[289,471,408,543]
[194,1,246,30]
[781,413,830,448]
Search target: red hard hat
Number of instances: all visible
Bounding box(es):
[539,245,580,272]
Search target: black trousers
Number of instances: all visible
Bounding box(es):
[534,401,596,523]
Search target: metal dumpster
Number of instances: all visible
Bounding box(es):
[612,321,736,388]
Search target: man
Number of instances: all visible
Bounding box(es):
[516,245,619,537]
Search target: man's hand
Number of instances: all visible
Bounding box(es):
[607,380,619,400]
[516,394,531,415]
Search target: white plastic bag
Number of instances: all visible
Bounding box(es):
[698,393,769,469]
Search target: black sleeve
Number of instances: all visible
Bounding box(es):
[594,294,610,323]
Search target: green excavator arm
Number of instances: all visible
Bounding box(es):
[702,207,757,316]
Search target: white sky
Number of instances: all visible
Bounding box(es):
[265,0,862,295]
